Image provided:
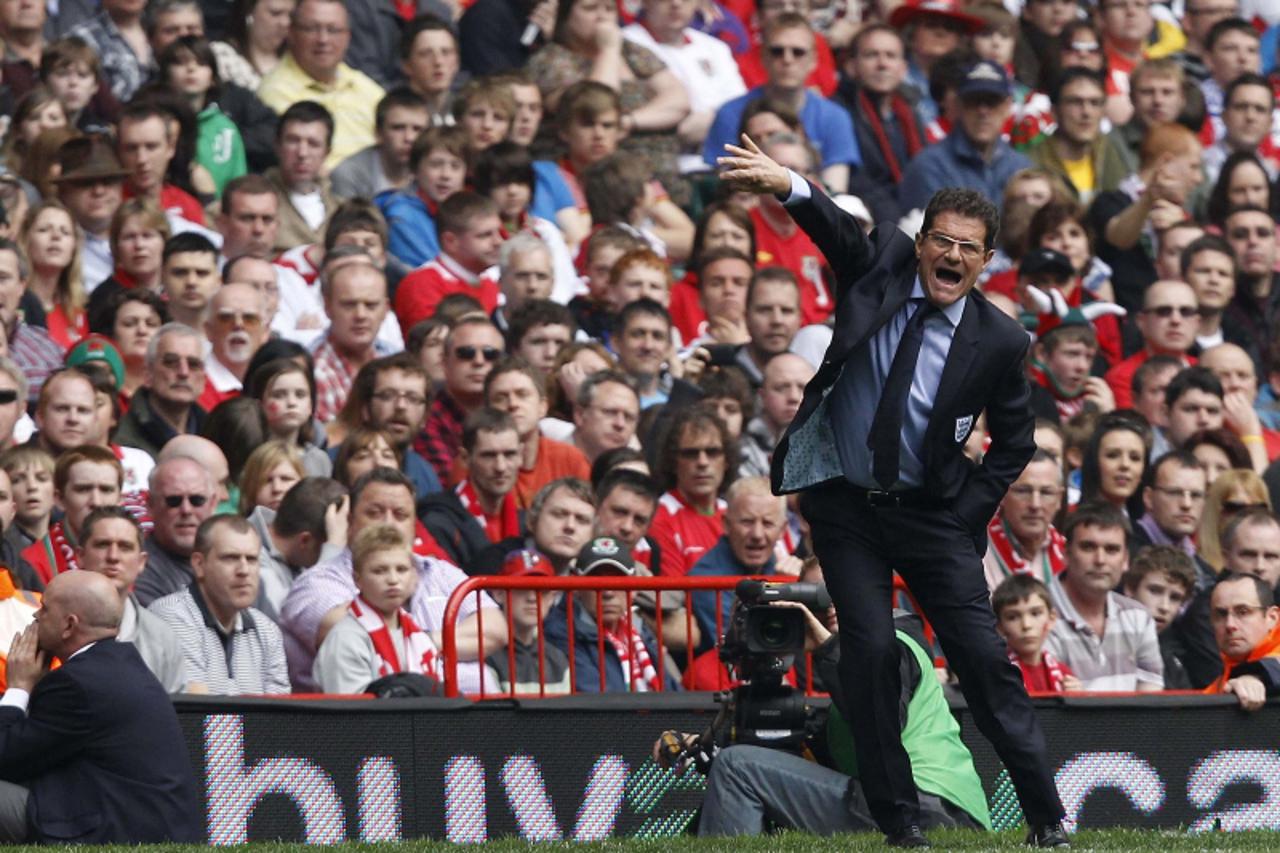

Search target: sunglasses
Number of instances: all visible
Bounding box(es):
[213,310,263,330]
[767,46,809,59]
[1222,501,1267,513]
[454,345,501,362]
[1143,305,1197,318]
[677,446,725,461]
[162,493,210,509]
[0,390,17,405]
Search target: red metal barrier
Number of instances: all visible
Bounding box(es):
[440,574,776,699]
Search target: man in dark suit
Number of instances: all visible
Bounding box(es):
[719,136,1068,848]
[0,571,202,844]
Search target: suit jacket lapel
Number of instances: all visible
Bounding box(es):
[926,295,981,448]
[830,258,918,363]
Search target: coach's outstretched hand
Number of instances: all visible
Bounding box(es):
[718,134,792,197]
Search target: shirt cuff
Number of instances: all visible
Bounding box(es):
[0,688,30,714]
[781,169,811,206]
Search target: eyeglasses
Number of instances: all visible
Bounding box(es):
[1152,486,1206,502]
[1210,604,1267,624]
[1008,485,1063,501]
[162,493,209,509]
[213,310,263,330]
[0,389,17,405]
[293,22,349,36]
[159,354,203,372]
[677,446,725,461]
[767,46,809,59]
[453,345,501,362]
[1142,305,1198,318]
[924,231,986,260]
[372,389,428,407]
[1222,501,1268,513]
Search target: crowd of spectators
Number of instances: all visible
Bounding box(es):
[0,0,1276,706]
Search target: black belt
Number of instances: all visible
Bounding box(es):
[847,486,948,509]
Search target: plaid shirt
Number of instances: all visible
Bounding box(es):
[310,334,395,423]
[68,11,148,101]
[11,322,64,404]
[417,390,466,487]
[1045,578,1164,692]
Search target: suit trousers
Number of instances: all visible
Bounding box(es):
[799,480,1065,833]
[0,780,29,843]
[697,745,972,837]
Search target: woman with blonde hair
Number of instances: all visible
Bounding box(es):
[1197,469,1272,571]
[21,200,86,347]
[239,440,306,515]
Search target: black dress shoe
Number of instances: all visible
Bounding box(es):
[885,825,931,848]
[1026,822,1070,847]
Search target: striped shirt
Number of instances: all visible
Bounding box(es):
[279,550,499,694]
[1045,578,1164,692]
[150,585,291,696]
[10,323,64,405]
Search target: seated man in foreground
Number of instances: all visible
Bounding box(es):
[0,572,201,843]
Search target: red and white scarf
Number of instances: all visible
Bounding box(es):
[1009,648,1069,693]
[602,621,661,693]
[455,479,520,543]
[46,521,79,577]
[986,515,1066,586]
[351,596,441,680]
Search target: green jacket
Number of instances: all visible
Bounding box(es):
[196,101,247,197]
[1028,133,1131,205]
[823,629,993,830]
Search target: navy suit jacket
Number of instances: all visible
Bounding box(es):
[771,180,1036,551]
[0,639,202,844]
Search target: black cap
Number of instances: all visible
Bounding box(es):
[571,536,636,576]
[1019,247,1074,279]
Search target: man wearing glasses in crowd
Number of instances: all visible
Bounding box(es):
[135,456,217,606]
[1204,572,1280,709]
[419,316,506,486]
[199,284,268,413]
[115,324,208,460]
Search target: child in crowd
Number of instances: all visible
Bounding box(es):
[471,141,578,302]
[1122,545,1196,690]
[39,37,112,134]
[157,36,246,197]
[485,549,570,695]
[1,447,56,554]
[313,525,440,695]
[993,574,1082,694]
[379,125,469,268]
[246,357,333,478]
[1061,409,1102,508]
[568,226,643,340]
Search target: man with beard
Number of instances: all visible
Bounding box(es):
[334,353,441,499]
[199,284,268,412]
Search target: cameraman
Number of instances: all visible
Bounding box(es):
[682,598,991,837]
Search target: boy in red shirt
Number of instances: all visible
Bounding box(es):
[993,574,1082,694]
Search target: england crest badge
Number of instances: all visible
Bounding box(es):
[955,415,974,444]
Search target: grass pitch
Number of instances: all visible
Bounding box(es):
[3,830,1277,851]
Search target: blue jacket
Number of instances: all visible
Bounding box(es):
[544,595,681,693]
[531,160,575,222]
[378,186,439,269]
[703,87,862,175]
[687,537,778,655]
[329,443,441,498]
[898,130,1032,214]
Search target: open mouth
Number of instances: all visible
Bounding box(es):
[936,267,963,285]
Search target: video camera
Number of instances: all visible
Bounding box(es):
[657,580,832,774]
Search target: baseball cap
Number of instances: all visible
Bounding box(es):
[1019,248,1075,280]
[571,537,636,576]
[65,334,126,390]
[499,548,554,578]
[958,60,1011,100]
